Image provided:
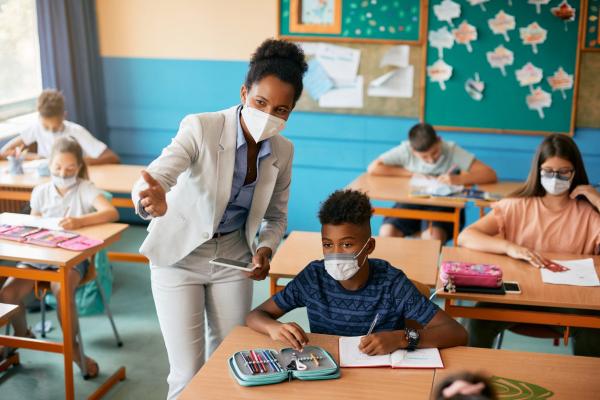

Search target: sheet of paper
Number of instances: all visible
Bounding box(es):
[368,66,414,98]
[315,44,360,86]
[339,336,391,367]
[304,59,334,100]
[541,259,600,287]
[410,175,463,196]
[379,45,410,68]
[297,41,321,57]
[390,348,443,368]
[318,76,364,108]
[0,213,63,231]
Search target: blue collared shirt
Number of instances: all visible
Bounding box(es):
[216,105,272,233]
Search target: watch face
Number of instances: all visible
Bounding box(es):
[408,331,419,339]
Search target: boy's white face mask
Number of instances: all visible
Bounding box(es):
[323,240,370,281]
[241,101,286,143]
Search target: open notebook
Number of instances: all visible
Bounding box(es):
[339,336,443,369]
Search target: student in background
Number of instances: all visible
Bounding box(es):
[458,134,600,356]
[368,123,497,243]
[0,137,119,377]
[246,189,467,353]
[0,89,120,165]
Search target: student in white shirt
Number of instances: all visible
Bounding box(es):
[0,89,120,165]
[0,137,119,378]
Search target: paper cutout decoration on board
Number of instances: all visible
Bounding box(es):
[488,10,516,42]
[528,0,551,15]
[465,73,485,101]
[315,44,361,87]
[547,67,574,99]
[379,45,410,68]
[427,59,453,91]
[318,76,364,108]
[453,21,477,52]
[433,0,461,28]
[516,62,543,88]
[490,376,554,400]
[520,22,547,54]
[368,67,414,98]
[468,0,489,12]
[487,45,514,76]
[526,87,552,119]
[551,0,576,31]
[304,59,334,100]
[429,27,455,58]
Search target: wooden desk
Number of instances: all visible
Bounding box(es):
[0,215,129,400]
[436,247,600,330]
[436,347,600,399]
[348,174,466,244]
[269,231,441,295]
[179,326,435,400]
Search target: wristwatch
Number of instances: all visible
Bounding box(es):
[405,328,420,352]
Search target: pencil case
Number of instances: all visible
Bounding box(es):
[228,346,340,387]
[57,236,104,251]
[440,261,503,292]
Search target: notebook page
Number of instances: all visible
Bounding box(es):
[338,336,391,367]
[390,348,443,368]
[541,259,600,287]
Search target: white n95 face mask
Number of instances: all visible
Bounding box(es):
[241,102,286,143]
[540,176,571,195]
[52,174,77,189]
[323,240,370,281]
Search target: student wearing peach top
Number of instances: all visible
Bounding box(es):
[458,134,600,356]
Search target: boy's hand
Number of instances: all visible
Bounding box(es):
[267,322,308,351]
[59,216,82,230]
[437,174,462,185]
[359,331,406,355]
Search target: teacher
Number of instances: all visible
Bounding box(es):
[131,39,307,399]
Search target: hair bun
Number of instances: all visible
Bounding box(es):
[251,39,308,73]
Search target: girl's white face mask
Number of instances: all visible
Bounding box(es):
[540,176,571,195]
[323,240,370,281]
[241,101,286,143]
[52,174,77,189]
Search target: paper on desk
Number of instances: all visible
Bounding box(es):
[380,45,410,68]
[315,44,360,86]
[410,175,463,196]
[304,59,334,100]
[0,213,62,231]
[541,259,600,286]
[318,76,364,108]
[368,66,414,98]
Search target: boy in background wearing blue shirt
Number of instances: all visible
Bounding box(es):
[368,123,497,244]
[246,190,467,355]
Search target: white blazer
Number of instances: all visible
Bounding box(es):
[131,105,293,267]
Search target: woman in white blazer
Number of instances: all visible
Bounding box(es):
[131,39,307,399]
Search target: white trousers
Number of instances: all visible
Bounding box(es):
[150,230,253,400]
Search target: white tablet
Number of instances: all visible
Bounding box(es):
[209,257,256,272]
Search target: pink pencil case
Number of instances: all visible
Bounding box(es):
[57,236,104,251]
[440,261,503,292]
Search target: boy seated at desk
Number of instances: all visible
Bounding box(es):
[0,89,120,165]
[246,189,467,355]
[367,122,496,243]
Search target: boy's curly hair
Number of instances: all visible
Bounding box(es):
[318,189,373,226]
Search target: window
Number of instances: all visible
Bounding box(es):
[0,0,42,121]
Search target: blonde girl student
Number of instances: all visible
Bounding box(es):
[0,136,119,377]
[458,134,600,356]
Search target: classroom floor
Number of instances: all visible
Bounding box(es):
[0,226,574,399]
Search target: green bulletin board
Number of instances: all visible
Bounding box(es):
[422,0,582,135]
[584,0,600,49]
[279,0,423,43]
